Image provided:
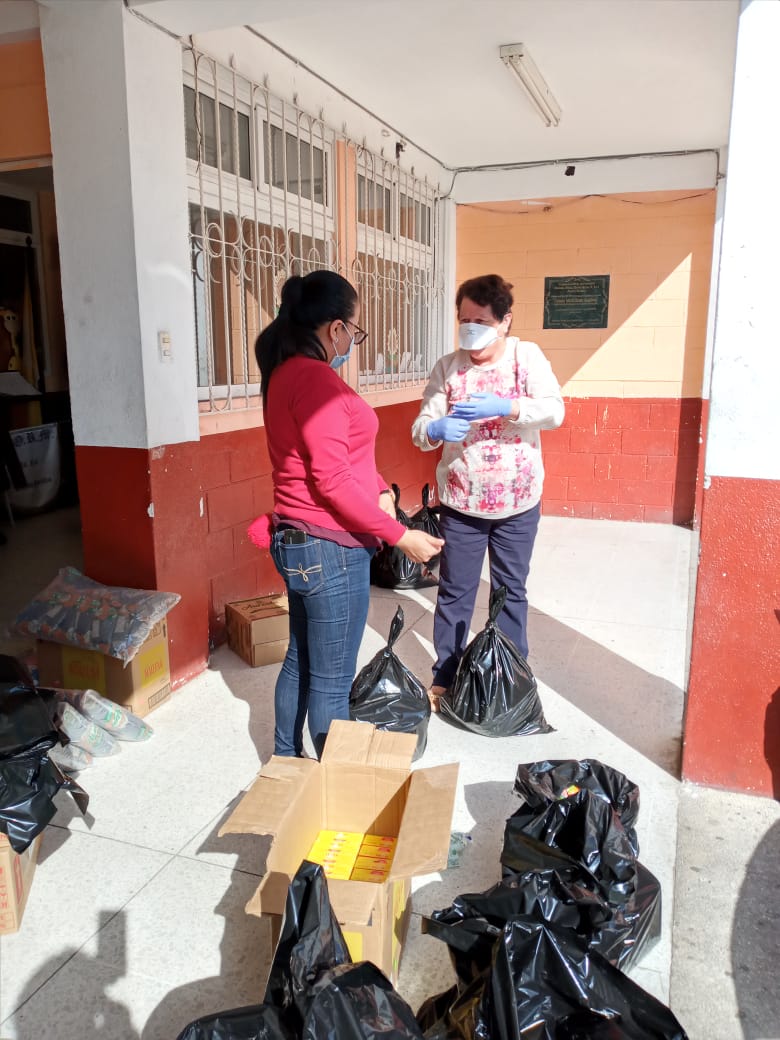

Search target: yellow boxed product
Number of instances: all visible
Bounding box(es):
[322,863,354,881]
[360,834,397,849]
[354,853,394,871]
[226,595,289,667]
[350,865,390,883]
[0,833,42,935]
[220,720,458,985]
[36,620,171,719]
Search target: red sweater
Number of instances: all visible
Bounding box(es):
[266,356,406,546]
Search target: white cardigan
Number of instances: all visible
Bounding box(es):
[411,338,564,518]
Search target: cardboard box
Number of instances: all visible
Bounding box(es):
[35,619,171,719]
[226,595,289,667]
[220,720,459,985]
[0,833,42,935]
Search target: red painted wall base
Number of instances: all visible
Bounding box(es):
[74,394,705,688]
[75,444,209,690]
[683,475,780,796]
[541,397,702,525]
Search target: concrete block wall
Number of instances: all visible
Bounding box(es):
[542,397,703,524]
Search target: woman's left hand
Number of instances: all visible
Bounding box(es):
[378,490,396,519]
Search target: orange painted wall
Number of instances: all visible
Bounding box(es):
[457,190,715,399]
[0,40,51,163]
[456,191,716,524]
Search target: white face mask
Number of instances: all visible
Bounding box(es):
[458,322,499,352]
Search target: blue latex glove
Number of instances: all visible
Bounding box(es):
[451,392,512,421]
[427,416,471,443]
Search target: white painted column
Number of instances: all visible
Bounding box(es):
[704,0,780,481]
[684,0,780,795]
[39,0,197,449]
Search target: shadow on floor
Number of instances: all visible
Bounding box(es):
[11,909,140,1040]
[764,686,780,801]
[141,801,274,1039]
[212,586,686,780]
[731,819,780,1039]
[527,609,684,777]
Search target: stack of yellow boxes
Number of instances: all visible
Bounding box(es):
[307,830,397,882]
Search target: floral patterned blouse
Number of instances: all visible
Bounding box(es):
[411,338,564,518]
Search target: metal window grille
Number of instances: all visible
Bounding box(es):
[184,47,443,411]
[352,147,443,390]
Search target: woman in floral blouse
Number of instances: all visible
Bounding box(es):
[411,274,564,710]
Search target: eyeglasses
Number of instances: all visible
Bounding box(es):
[344,319,368,346]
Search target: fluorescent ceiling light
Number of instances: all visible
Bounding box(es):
[499,43,562,128]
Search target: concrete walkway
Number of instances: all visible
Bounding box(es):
[0,508,777,1039]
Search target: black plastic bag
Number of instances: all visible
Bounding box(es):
[417,919,686,1040]
[350,606,431,760]
[0,653,35,685]
[264,860,352,1029]
[177,1005,291,1040]
[479,918,688,1040]
[178,860,425,1040]
[416,976,485,1040]
[513,759,640,857]
[501,764,660,971]
[371,484,435,590]
[422,851,660,978]
[0,682,89,852]
[409,484,442,568]
[303,961,424,1040]
[440,586,552,738]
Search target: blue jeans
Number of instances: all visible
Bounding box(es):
[270,530,372,758]
[433,503,541,688]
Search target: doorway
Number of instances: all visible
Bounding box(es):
[0,165,81,634]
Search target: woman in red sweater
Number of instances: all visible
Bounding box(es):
[256,271,443,758]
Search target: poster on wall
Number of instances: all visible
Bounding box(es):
[543,275,610,329]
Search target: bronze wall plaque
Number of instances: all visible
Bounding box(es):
[543,275,610,329]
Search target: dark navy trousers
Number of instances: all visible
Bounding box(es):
[432,502,541,688]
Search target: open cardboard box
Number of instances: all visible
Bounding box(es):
[220,720,459,985]
[36,619,171,719]
[0,833,42,935]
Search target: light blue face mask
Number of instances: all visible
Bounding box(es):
[330,325,355,369]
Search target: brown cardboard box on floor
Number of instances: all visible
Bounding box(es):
[35,619,171,719]
[226,594,289,667]
[219,720,459,985]
[0,833,42,935]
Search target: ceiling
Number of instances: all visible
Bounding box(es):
[124,0,740,170]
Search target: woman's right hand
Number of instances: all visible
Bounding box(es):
[397,528,445,563]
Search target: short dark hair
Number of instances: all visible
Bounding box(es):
[455,274,514,321]
[255,271,358,403]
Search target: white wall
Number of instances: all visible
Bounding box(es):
[705,0,780,480]
[191,27,447,192]
[451,150,720,204]
[40,0,198,449]
[125,9,197,448]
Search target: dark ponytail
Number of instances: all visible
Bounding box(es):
[255,271,358,404]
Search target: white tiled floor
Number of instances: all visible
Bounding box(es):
[0,507,751,1039]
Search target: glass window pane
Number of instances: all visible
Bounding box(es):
[199,94,217,168]
[183,85,198,162]
[218,103,234,174]
[357,176,390,231]
[263,122,326,204]
[237,111,251,180]
[217,104,251,179]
